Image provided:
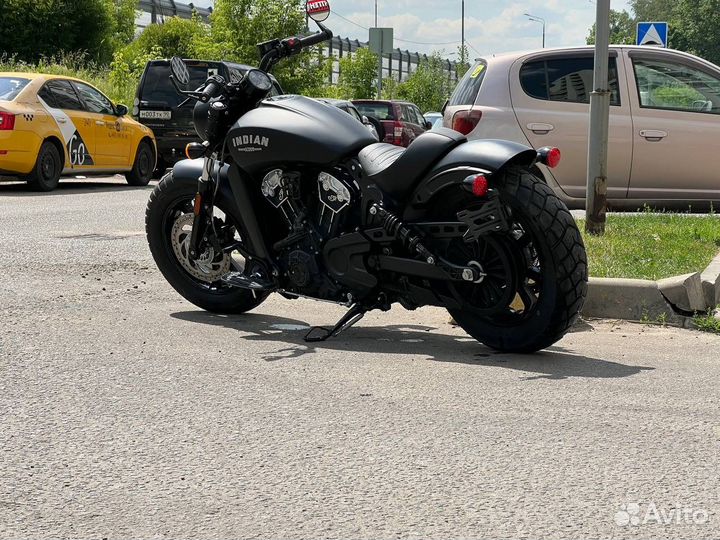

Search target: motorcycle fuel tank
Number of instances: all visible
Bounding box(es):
[227,95,377,173]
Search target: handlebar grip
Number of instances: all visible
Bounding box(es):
[299,29,333,48]
[200,81,222,103]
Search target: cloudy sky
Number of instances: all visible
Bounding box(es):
[189,0,633,58]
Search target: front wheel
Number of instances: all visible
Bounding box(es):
[439,166,588,353]
[145,171,269,314]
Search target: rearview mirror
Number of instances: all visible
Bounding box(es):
[424,120,433,130]
[306,0,330,22]
[362,115,370,124]
[170,56,190,87]
[115,104,129,116]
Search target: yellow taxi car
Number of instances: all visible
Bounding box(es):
[0,73,156,191]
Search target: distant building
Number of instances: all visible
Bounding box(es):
[136,0,460,84]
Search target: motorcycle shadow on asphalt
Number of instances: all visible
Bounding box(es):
[171,311,654,381]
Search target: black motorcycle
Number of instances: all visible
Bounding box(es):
[145,2,588,352]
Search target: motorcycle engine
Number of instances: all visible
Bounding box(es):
[260,168,354,301]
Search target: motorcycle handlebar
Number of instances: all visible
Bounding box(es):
[298,27,333,48]
[200,80,223,103]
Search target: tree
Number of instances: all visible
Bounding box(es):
[670,0,720,66]
[0,0,115,63]
[207,0,327,95]
[335,47,377,99]
[586,9,636,45]
[456,44,470,79]
[105,0,139,53]
[397,52,453,113]
[629,0,676,23]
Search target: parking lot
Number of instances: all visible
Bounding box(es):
[1,177,719,538]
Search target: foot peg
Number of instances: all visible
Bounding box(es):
[221,271,273,290]
[304,304,366,342]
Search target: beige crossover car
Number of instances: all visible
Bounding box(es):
[444,46,720,209]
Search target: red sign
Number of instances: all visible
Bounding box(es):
[306,0,330,22]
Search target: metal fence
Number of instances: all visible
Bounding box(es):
[136,1,460,84]
[323,36,460,85]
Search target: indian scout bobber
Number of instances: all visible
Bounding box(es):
[145,0,588,352]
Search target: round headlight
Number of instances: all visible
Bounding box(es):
[247,69,273,92]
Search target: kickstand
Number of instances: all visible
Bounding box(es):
[304,304,366,343]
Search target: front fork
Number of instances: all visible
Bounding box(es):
[188,155,217,260]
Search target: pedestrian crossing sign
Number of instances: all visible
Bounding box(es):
[636,22,668,47]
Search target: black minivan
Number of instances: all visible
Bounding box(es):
[134,59,283,176]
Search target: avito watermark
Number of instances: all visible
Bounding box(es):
[615,502,709,527]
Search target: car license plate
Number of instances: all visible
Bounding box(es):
[139,110,171,120]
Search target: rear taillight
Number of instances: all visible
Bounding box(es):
[392,120,403,145]
[451,109,482,135]
[537,147,561,168]
[0,112,15,131]
[462,173,489,197]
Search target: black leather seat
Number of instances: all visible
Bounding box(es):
[359,127,466,197]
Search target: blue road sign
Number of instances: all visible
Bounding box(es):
[637,22,668,47]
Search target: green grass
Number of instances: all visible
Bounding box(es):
[578,213,720,280]
[694,310,720,334]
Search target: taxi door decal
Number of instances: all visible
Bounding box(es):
[38,96,94,167]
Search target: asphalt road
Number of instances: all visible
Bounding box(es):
[1,176,719,539]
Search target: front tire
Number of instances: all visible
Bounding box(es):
[26,141,62,192]
[126,141,154,186]
[146,171,269,314]
[442,166,588,353]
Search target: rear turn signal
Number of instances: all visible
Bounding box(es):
[463,174,489,197]
[451,109,482,135]
[537,147,561,168]
[0,112,16,131]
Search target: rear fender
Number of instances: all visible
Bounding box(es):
[404,139,537,220]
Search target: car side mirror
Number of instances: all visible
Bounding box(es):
[115,104,129,116]
[362,115,370,124]
[424,120,433,130]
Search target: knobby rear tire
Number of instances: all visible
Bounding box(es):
[449,166,588,353]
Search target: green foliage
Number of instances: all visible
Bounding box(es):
[106,0,140,52]
[0,0,117,63]
[651,85,704,108]
[670,0,720,67]
[586,0,720,66]
[456,44,470,79]
[586,9,636,45]
[0,52,135,106]
[693,309,720,334]
[396,52,453,113]
[335,47,378,100]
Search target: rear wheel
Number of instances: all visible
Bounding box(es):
[146,171,269,314]
[435,166,587,353]
[26,141,62,192]
[126,141,154,186]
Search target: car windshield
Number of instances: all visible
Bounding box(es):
[0,77,30,101]
[354,102,395,120]
[140,63,223,109]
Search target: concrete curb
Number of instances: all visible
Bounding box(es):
[700,252,720,309]
[582,251,720,324]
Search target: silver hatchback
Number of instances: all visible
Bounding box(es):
[445,46,720,209]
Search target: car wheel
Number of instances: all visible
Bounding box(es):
[26,141,62,192]
[126,141,154,186]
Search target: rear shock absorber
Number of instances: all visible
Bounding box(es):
[369,203,436,263]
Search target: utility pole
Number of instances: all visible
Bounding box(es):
[375,0,378,27]
[461,0,465,62]
[524,13,545,48]
[585,0,611,235]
